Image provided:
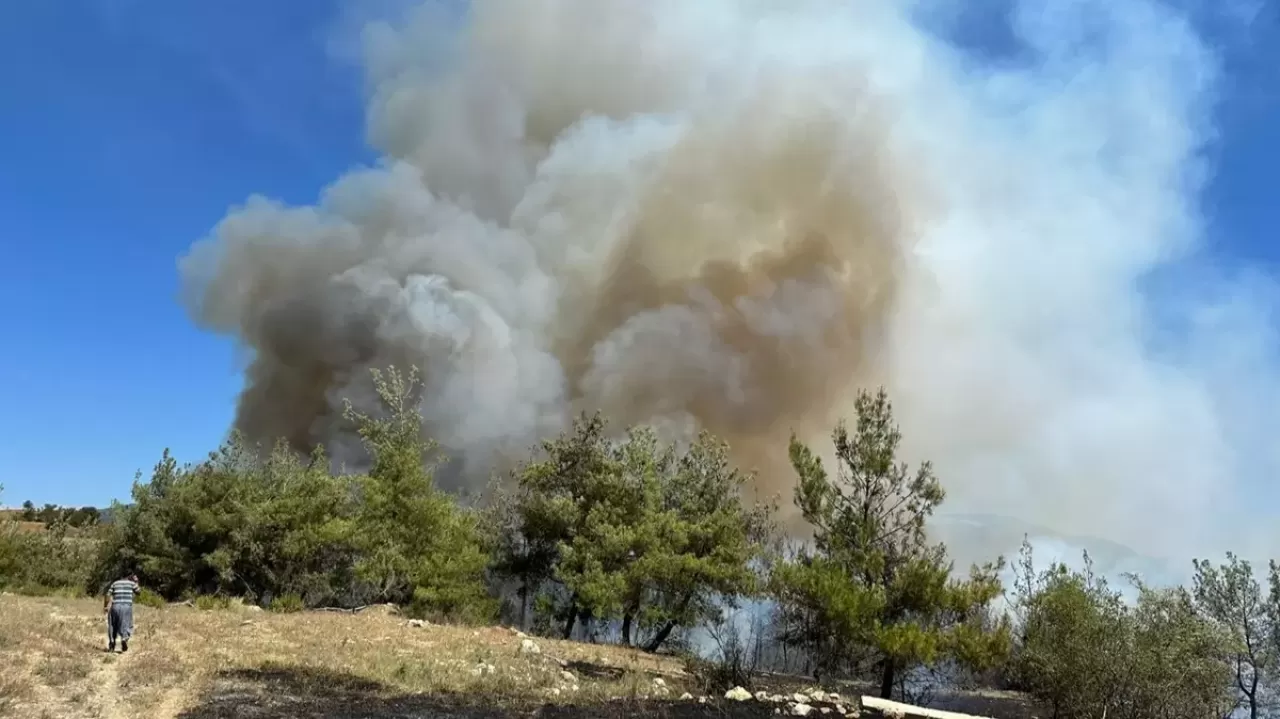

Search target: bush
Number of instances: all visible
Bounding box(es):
[193,595,232,611]
[269,593,305,614]
[94,366,494,623]
[0,517,98,596]
[136,588,165,608]
[98,439,357,606]
[1011,541,1234,719]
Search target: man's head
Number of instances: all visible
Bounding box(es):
[128,573,138,582]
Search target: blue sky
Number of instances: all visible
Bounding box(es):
[0,0,1276,509]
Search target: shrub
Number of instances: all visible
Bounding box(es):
[0,514,98,596]
[269,593,305,614]
[136,588,165,608]
[194,595,232,611]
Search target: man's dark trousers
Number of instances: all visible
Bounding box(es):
[107,604,133,650]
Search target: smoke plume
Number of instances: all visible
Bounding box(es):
[180,0,1280,563]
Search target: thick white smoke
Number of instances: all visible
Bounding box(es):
[180,0,1279,563]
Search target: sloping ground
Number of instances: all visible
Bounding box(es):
[0,594,1036,719]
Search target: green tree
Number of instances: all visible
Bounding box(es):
[1192,552,1273,719]
[567,428,775,651]
[772,387,1009,699]
[36,503,59,525]
[496,416,775,651]
[20,500,36,522]
[496,412,618,638]
[344,365,494,621]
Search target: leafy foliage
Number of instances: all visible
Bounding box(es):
[13,378,1277,715]
[1192,552,1280,719]
[93,365,493,622]
[494,414,775,651]
[771,387,1010,699]
[94,439,356,607]
[1013,541,1234,719]
[269,592,305,614]
[0,486,98,595]
[135,587,166,608]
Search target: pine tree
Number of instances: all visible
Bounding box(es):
[345,366,494,621]
[773,387,1009,698]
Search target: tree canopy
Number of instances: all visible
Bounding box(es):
[771,387,1009,699]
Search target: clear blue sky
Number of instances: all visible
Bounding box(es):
[0,0,1276,508]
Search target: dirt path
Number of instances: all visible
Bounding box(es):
[88,653,125,719]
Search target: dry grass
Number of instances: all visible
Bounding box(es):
[0,594,1037,719]
[0,594,748,719]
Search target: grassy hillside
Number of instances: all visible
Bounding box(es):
[0,594,1036,719]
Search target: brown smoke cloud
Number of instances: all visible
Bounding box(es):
[180,0,919,507]
[181,0,1280,563]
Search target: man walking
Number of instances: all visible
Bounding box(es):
[104,572,141,652]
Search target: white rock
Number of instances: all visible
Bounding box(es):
[794,693,811,704]
[809,689,828,702]
[653,678,666,688]
[725,686,753,701]
[560,670,576,682]
[698,696,708,704]
[827,694,842,703]
[680,692,694,700]
[790,703,815,717]
[820,709,831,715]
[755,691,771,701]
[519,638,541,655]
[407,619,429,628]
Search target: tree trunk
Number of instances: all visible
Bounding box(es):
[621,612,633,646]
[1249,665,1260,719]
[642,594,694,653]
[644,620,678,652]
[878,657,895,700]
[562,594,579,640]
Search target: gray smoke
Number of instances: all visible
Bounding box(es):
[180,0,1280,563]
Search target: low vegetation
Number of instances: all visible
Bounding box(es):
[3,365,1278,718]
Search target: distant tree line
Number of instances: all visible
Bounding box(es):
[15,501,101,528]
[3,366,1278,717]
